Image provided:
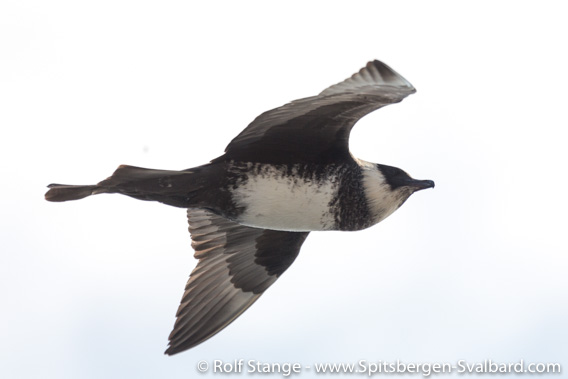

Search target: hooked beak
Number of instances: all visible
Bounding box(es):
[408,179,435,192]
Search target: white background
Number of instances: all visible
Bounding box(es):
[1,1,567,378]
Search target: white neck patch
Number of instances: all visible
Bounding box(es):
[357,159,410,225]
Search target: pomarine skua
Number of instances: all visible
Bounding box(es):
[45,60,434,355]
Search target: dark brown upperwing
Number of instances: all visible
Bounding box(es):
[219,60,415,164]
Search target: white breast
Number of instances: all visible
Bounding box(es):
[231,164,337,231]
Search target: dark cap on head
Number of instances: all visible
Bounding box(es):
[377,164,435,192]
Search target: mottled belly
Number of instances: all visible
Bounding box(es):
[229,163,339,231]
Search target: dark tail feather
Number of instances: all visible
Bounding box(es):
[44,165,177,202]
[98,164,188,187]
[45,165,200,206]
[45,184,100,202]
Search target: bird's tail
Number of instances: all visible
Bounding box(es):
[45,184,100,202]
[45,164,199,206]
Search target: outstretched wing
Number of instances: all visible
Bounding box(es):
[220,60,415,164]
[165,208,309,355]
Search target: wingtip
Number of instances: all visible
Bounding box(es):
[164,339,202,356]
[164,341,185,356]
[367,59,415,91]
[318,59,415,97]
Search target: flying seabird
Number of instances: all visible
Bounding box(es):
[45,60,435,355]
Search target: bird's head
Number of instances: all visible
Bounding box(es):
[360,161,434,225]
[376,163,435,194]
